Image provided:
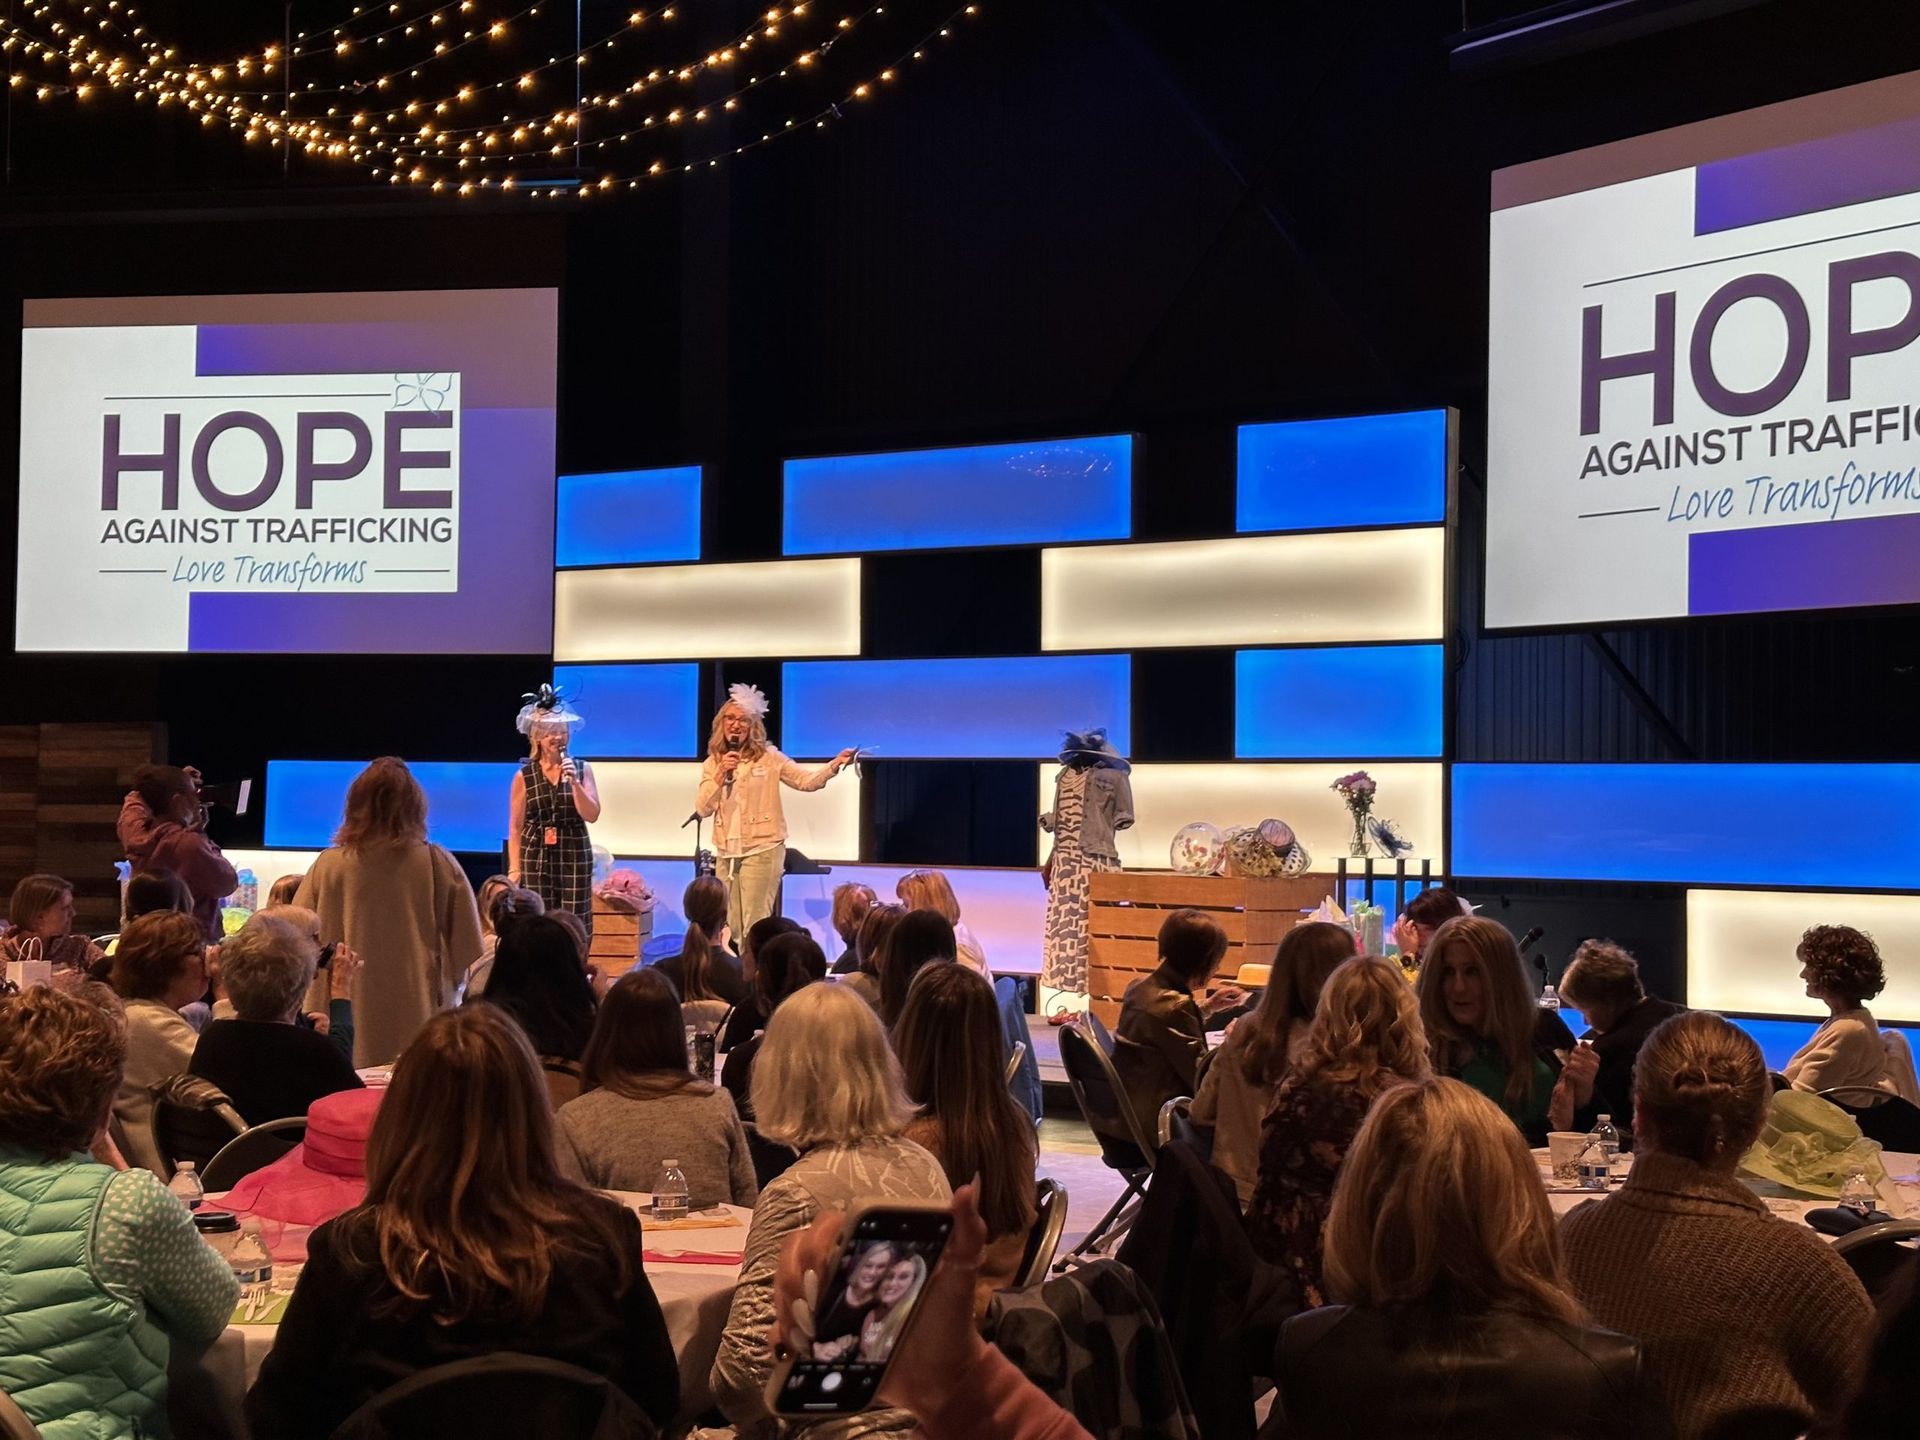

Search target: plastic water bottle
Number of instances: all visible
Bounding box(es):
[651,1160,690,1222]
[1578,1115,1619,1191]
[168,1161,205,1212]
[229,1220,272,1294]
[1539,983,1561,1011]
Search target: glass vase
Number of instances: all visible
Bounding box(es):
[1348,809,1370,859]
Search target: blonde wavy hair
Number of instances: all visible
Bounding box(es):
[706,701,769,762]
[1323,1076,1581,1326]
[751,981,915,1150]
[1417,916,1541,1112]
[1294,955,1432,1096]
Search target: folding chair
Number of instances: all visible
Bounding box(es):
[1054,1019,1156,1270]
[1832,1218,1920,1307]
[1818,1086,1920,1152]
[149,1074,247,1174]
[1014,1177,1069,1289]
[203,1117,308,1191]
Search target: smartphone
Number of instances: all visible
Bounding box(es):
[764,1197,955,1416]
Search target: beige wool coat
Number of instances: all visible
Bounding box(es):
[294,842,484,1066]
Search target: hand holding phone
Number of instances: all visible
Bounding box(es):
[765,1195,962,1416]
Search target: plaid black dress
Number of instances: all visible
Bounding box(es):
[520,757,593,937]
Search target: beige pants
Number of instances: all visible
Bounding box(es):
[720,844,785,941]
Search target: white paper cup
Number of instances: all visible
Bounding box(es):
[1547,1132,1587,1181]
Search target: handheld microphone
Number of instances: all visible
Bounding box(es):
[1516,925,1546,954]
[723,735,742,790]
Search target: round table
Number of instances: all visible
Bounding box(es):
[172,1195,751,1440]
[1542,1149,1920,1227]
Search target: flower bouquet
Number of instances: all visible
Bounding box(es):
[1331,770,1377,858]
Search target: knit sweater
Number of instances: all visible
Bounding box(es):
[1559,1151,1873,1440]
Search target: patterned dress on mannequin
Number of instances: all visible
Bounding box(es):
[1041,766,1119,994]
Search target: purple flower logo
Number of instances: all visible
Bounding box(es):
[391,372,455,412]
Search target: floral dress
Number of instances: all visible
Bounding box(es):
[1041,766,1120,993]
[1243,1074,1373,1307]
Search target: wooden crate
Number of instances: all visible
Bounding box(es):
[588,898,655,978]
[1085,870,1332,1025]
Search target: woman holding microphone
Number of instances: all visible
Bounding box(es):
[695,684,855,938]
[509,685,601,938]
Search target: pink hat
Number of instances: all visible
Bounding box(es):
[223,1088,383,1227]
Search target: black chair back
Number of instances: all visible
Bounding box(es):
[742,1121,799,1190]
[1014,1177,1069,1288]
[1058,1021,1152,1172]
[1822,1089,1920,1152]
[1832,1219,1920,1307]
[149,1074,246,1175]
[202,1118,308,1192]
[328,1352,657,1440]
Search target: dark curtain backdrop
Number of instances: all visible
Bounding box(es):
[5,0,1920,1001]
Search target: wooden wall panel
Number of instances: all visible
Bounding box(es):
[0,724,164,934]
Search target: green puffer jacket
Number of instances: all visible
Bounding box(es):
[0,1151,169,1439]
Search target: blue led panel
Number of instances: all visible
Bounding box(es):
[1236,645,1444,758]
[266,760,520,853]
[552,664,700,758]
[1238,410,1448,533]
[1452,764,1920,888]
[555,466,702,567]
[783,436,1132,555]
[782,655,1131,759]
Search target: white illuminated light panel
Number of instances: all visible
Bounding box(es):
[553,558,861,661]
[1040,530,1444,651]
[1687,889,1920,1024]
[587,762,862,862]
[1036,762,1445,874]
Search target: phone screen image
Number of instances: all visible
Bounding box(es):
[775,1207,954,1414]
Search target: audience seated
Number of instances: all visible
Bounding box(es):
[1267,1076,1665,1438]
[109,909,212,1175]
[1245,955,1432,1305]
[775,1186,1094,1440]
[893,963,1038,1316]
[116,764,237,944]
[1192,920,1352,1206]
[457,874,517,999]
[188,913,364,1127]
[845,902,904,1012]
[1417,915,1577,1145]
[293,756,484,1067]
[558,967,757,1205]
[1561,1011,1873,1440]
[1391,884,1469,969]
[654,874,749,1009]
[1556,938,1684,1141]
[462,883,543,1001]
[897,870,992,979]
[2,873,105,990]
[828,882,878,975]
[246,1006,678,1439]
[720,931,828,1122]
[108,867,193,941]
[710,983,949,1438]
[1113,909,1243,1134]
[479,914,600,1066]
[879,908,960,1029]
[254,902,357,1059]
[1843,1264,1919,1439]
[0,985,240,1439]
[267,872,305,907]
[1783,925,1895,1094]
[718,913,806,1052]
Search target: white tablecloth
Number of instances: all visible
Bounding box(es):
[1543,1149,1920,1228]
[175,1195,750,1439]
